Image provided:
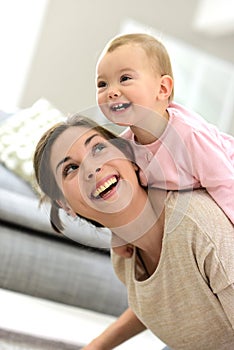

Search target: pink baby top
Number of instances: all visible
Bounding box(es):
[121,102,234,224]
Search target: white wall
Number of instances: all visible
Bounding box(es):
[193,0,234,36]
[1,0,234,133]
[0,0,49,110]
[123,19,234,133]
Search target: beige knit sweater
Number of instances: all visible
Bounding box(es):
[112,190,234,350]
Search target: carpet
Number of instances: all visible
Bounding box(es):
[0,329,83,350]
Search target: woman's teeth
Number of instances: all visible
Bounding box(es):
[93,176,117,198]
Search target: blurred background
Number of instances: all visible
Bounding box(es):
[0,3,233,347]
[0,0,234,133]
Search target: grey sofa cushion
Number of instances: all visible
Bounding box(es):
[0,224,128,317]
[0,187,111,249]
[0,163,35,198]
[0,163,112,249]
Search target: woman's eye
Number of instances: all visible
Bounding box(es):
[97,80,107,88]
[92,143,106,155]
[120,75,131,83]
[63,164,79,177]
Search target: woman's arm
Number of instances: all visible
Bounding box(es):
[81,307,146,349]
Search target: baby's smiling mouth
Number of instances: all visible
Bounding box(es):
[92,176,119,199]
[110,103,131,112]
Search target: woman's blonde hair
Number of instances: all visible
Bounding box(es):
[102,33,174,101]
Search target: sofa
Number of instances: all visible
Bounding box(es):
[0,99,128,318]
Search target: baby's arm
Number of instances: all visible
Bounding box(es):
[187,130,234,224]
[81,307,146,349]
[140,128,234,224]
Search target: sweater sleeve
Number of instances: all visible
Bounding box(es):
[217,284,234,330]
[187,130,234,224]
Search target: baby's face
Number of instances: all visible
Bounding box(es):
[96,44,162,127]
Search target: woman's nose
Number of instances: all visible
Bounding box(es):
[87,167,101,180]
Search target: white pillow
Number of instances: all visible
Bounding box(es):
[0,98,65,191]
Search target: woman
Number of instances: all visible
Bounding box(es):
[33,114,234,350]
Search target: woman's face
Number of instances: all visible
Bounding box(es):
[50,126,141,227]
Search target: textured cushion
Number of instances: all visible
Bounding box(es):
[0,98,65,191]
[0,163,35,197]
[0,187,112,248]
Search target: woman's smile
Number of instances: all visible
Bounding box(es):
[92,175,119,200]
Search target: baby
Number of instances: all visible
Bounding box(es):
[96,33,234,255]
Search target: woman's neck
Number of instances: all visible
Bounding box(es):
[136,209,165,276]
[110,188,166,252]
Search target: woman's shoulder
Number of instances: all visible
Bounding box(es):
[165,190,234,294]
[165,189,234,238]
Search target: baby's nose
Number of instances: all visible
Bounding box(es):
[108,89,120,99]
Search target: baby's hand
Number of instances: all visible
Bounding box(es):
[112,244,134,258]
[111,233,133,258]
[112,243,133,258]
[139,171,148,187]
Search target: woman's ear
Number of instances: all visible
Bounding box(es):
[158,75,173,101]
[56,199,77,218]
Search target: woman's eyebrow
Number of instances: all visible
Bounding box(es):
[84,133,99,146]
[56,156,71,173]
[56,133,100,173]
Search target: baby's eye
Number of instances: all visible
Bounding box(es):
[120,75,131,83]
[63,164,79,177]
[97,80,107,88]
[92,142,106,155]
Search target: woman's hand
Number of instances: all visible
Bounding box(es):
[81,338,107,350]
[81,308,146,350]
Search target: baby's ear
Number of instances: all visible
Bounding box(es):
[158,75,173,101]
[56,199,77,218]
